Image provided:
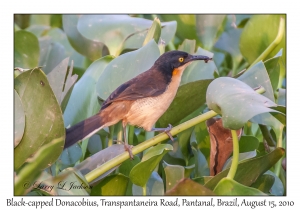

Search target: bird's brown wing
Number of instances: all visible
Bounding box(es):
[101,69,171,110]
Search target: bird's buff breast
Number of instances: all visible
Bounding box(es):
[124,70,183,131]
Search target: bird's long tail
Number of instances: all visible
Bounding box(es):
[64,114,104,149]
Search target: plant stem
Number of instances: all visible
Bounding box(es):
[85,110,217,183]
[142,185,147,196]
[84,87,266,183]
[227,130,239,180]
[107,126,114,147]
[274,124,284,177]
[248,17,285,70]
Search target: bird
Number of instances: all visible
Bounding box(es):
[64,50,212,158]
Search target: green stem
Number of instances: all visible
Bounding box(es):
[274,124,284,177]
[142,185,147,196]
[227,130,239,180]
[107,126,114,147]
[85,110,217,183]
[85,87,266,183]
[248,17,284,70]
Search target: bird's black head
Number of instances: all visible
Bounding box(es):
[154,50,212,76]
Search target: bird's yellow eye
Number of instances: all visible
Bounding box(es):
[178,57,184,62]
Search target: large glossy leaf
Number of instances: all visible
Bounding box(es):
[213,178,266,195]
[222,151,257,171]
[180,47,216,85]
[264,49,282,91]
[191,137,209,177]
[204,147,285,190]
[77,15,175,56]
[56,168,90,195]
[14,137,64,195]
[26,25,50,37]
[178,39,196,54]
[206,77,277,130]
[119,155,140,177]
[64,56,113,127]
[214,27,243,72]
[97,40,160,100]
[132,172,164,195]
[14,68,65,170]
[239,135,259,153]
[159,15,197,41]
[47,27,86,69]
[91,174,129,195]
[250,174,275,194]
[14,30,39,69]
[158,79,213,127]
[60,143,82,166]
[14,90,25,147]
[143,17,161,45]
[163,161,185,191]
[195,15,226,50]
[237,61,274,102]
[75,144,126,185]
[265,170,284,195]
[165,178,215,195]
[62,15,108,61]
[240,15,286,65]
[129,144,172,187]
[41,42,66,75]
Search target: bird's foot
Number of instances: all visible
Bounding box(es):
[152,124,174,141]
[124,143,134,159]
[113,140,134,159]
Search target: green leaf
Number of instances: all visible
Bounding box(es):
[132,172,164,195]
[222,150,257,171]
[159,15,197,41]
[204,147,285,190]
[14,30,40,69]
[30,14,51,25]
[264,170,284,195]
[163,161,185,191]
[14,68,65,170]
[97,40,160,100]
[87,134,102,155]
[180,47,216,85]
[14,90,25,147]
[64,56,113,127]
[129,144,172,187]
[91,174,129,195]
[62,15,108,61]
[26,25,50,37]
[214,27,243,73]
[14,137,64,195]
[143,17,161,45]
[75,144,126,184]
[250,174,275,194]
[46,28,86,69]
[158,79,213,127]
[77,15,175,56]
[264,49,282,92]
[60,143,82,166]
[195,15,226,50]
[119,156,140,177]
[213,178,266,195]
[277,88,286,106]
[191,137,209,177]
[165,178,215,195]
[240,15,286,65]
[239,136,259,153]
[56,168,90,195]
[206,77,277,130]
[41,42,66,75]
[178,39,196,54]
[238,61,275,102]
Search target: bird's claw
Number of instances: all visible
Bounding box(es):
[124,144,134,159]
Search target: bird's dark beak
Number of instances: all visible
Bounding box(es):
[186,55,212,63]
